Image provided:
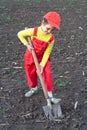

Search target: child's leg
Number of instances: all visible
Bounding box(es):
[24,50,38,88]
[43,59,54,92]
[24,61,38,97]
[24,63,38,88]
[24,50,39,97]
[43,60,61,104]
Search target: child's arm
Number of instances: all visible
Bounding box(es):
[40,41,54,67]
[17,28,34,45]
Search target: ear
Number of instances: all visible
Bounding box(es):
[41,20,45,25]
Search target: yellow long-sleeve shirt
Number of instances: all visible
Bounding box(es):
[17,26,54,67]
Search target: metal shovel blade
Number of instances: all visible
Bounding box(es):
[43,103,63,120]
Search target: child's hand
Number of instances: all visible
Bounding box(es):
[26,44,33,52]
[36,65,43,75]
[40,65,43,74]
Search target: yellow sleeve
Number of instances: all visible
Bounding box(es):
[17,28,34,45]
[40,41,54,67]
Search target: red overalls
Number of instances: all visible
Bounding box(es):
[24,27,54,92]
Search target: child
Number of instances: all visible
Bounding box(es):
[17,11,61,104]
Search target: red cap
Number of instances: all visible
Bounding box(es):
[44,12,61,31]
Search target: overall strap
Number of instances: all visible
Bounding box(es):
[33,27,38,36]
[48,35,55,43]
[33,27,54,43]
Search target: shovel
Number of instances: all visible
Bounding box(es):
[27,37,63,120]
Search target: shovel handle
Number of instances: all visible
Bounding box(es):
[27,37,49,100]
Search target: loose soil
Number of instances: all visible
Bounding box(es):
[0,0,87,130]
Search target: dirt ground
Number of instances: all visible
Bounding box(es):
[0,0,87,130]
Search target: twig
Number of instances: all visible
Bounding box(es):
[1,66,23,70]
[0,122,9,126]
[12,66,23,69]
[35,119,46,123]
[20,113,31,118]
[74,101,78,110]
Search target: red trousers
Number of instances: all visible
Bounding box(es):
[24,49,54,92]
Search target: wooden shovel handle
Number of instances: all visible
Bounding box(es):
[27,37,48,99]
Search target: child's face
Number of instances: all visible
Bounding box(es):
[41,23,55,34]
